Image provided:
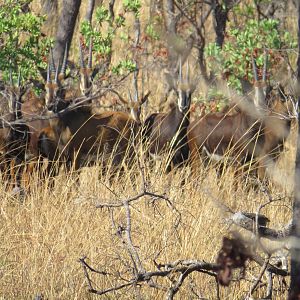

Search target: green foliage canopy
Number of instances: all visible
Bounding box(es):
[80,0,143,76]
[205,17,296,91]
[0,0,52,83]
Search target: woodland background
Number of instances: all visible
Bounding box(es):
[0,0,300,299]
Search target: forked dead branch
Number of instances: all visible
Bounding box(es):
[1,0,300,298]
[79,159,290,299]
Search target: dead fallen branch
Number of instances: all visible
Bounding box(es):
[229,211,293,240]
[80,256,220,297]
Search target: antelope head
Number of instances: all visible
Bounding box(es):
[6,68,25,120]
[165,57,195,114]
[252,51,268,111]
[45,45,68,112]
[79,37,93,97]
[116,89,151,125]
[177,58,195,114]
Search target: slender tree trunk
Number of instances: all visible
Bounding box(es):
[42,0,58,15]
[161,0,177,104]
[53,0,82,65]
[163,0,177,72]
[85,0,95,23]
[289,1,300,299]
[164,0,176,34]
[212,0,231,48]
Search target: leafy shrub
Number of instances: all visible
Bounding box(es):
[205,16,296,91]
[80,0,143,75]
[0,0,52,83]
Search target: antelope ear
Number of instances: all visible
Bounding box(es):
[139,90,151,105]
[38,67,48,82]
[65,60,78,79]
[240,77,253,96]
[277,84,286,101]
[91,67,99,80]
[164,71,176,90]
[58,73,66,82]
[189,83,196,94]
[109,89,128,105]
[28,79,46,92]
[18,83,32,102]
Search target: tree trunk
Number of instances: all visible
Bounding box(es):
[163,0,177,73]
[85,0,95,23]
[212,0,231,48]
[53,0,82,65]
[289,1,300,299]
[42,0,58,15]
[164,0,176,34]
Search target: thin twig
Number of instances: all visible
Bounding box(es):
[247,256,270,298]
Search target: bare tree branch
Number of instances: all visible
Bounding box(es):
[248,255,270,297]
[229,211,293,240]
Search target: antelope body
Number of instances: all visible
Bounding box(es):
[143,60,195,171]
[0,75,30,186]
[38,55,150,170]
[187,55,294,179]
[38,108,140,169]
[21,90,49,159]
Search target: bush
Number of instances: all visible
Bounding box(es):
[0,0,52,83]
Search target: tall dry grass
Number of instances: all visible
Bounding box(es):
[0,129,295,299]
[0,1,297,298]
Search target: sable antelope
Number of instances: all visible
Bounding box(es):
[20,46,69,162]
[78,38,94,98]
[143,59,195,171]
[0,70,30,186]
[38,62,150,171]
[187,54,295,179]
[21,90,48,159]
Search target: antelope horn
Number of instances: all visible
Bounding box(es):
[262,49,268,83]
[50,48,56,75]
[60,43,68,77]
[9,65,13,86]
[133,68,139,102]
[178,56,182,84]
[252,55,258,83]
[87,37,93,69]
[140,90,151,105]
[17,68,21,87]
[79,38,85,69]
[109,89,128,105]
[128,90,133,102]
[186,59,189,83]
[47,63,51,83]
[252,55,265,109]
[54,59,60,84]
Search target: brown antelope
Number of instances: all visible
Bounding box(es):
[0,70,30,186]
[20,46,69,163]
[78,38,94,98]
[37,61,150,171]
[143,59,195,171]
[187,54,295,179]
